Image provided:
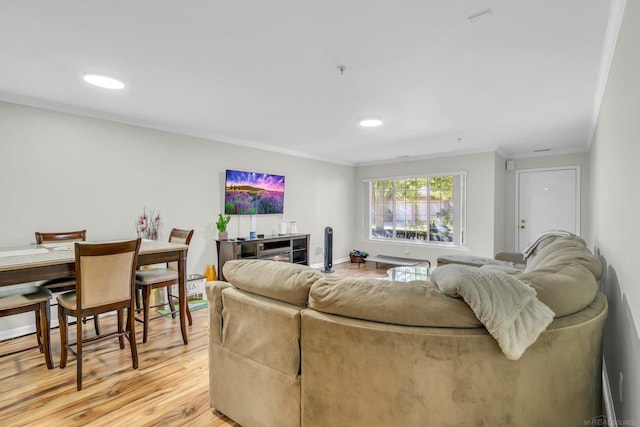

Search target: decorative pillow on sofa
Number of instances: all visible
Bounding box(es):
[222,259,322,307]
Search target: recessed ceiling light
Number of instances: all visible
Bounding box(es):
[359,117,383,127]
[83,73,125,90]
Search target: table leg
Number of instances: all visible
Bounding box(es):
[178,255,188,345]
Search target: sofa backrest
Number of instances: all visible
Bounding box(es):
[222,259,322,307]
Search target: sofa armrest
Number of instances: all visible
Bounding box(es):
[205,280,233,344]
[494,252,525,264]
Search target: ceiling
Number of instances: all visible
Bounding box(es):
[0,1,620,165]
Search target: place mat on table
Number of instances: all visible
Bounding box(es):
[0,248,49,258]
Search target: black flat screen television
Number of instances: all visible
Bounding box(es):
[224,169,285,215]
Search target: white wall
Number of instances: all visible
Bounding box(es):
[0,101,355,334]
[493,151,507,253]
[590,0,640,421]
[354,151,499,264]
[502,152,591,252]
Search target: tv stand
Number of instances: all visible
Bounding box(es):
[215,234,310,281]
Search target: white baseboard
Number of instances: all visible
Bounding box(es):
[0,305,64,341]
[0,312,116,342]
[0,315,71,341]
[311,257,349,270]
[603,358,616,424]
[0,324,37,341]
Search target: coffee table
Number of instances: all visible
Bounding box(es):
[387,265,433,282]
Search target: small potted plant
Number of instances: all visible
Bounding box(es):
[349,249,368,266]
[216,213,231,240]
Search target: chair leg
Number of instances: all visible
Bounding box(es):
[167,287,177,319]
[168,288,192,325]
[82,315,101,336]
[186,300,192,326]
[94,314,101,336]
[135,288,141,311]
[142,285,151,343]
[128,306,139,369]
[117,309,125,349]
[38,301,54,369]
[76,317,83,391]
[34,310,43,353]
[58,306,68,369]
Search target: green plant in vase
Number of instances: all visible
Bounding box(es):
[349,249,368,265]
[217,214,231,241]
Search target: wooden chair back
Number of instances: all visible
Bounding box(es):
[35,230,86,244]
[167,228,194,271]
[75,239,141,312]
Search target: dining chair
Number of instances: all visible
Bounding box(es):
[0,286,54,369]
[58,238,141,391]
[35,230,100,336]
[135,228,194,343]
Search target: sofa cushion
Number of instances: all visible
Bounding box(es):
[514,238,600,317]
[223,259,322,307]
[437,254,524,270]
[523,233,585,262]
[308,277,482,328]
[524,238,601,278]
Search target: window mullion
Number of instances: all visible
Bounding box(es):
[426,180,431,242]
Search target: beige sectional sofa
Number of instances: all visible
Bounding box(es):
[205,234,607,427]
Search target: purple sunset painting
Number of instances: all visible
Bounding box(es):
[224,169,285,214]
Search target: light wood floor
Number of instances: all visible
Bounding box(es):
[0,261,387,427]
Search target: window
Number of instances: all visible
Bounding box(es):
[366,173,466,246]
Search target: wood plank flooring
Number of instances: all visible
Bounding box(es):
[0,261,387,427]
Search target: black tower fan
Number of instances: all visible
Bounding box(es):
[322,226,334,273]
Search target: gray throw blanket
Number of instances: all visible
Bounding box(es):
[431,264,555,360]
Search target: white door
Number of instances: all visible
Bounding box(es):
[516,167,580,251]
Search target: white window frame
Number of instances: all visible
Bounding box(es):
[363,171,467,247]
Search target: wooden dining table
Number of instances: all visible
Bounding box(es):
[0,239,191,345]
